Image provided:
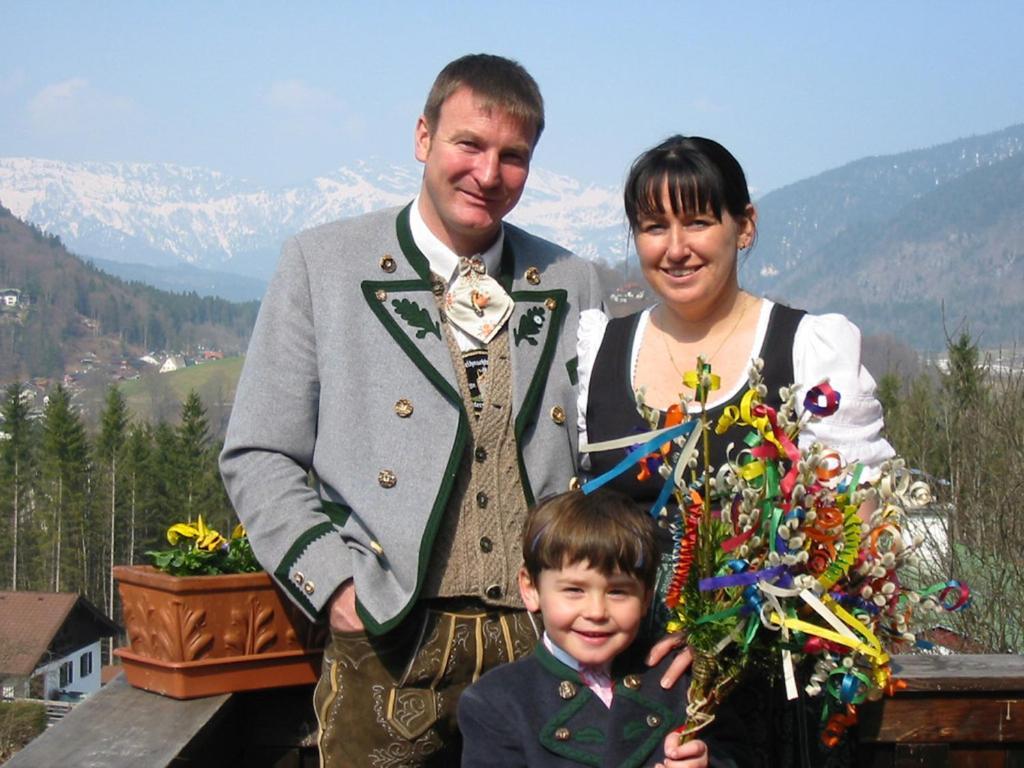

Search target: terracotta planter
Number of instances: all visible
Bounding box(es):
[113,565,327,699]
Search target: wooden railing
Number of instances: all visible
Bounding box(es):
[6,655,1024,767]
[857,654,1024,766]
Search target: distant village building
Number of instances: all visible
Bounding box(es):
[1,288,22,307]
[0,592,119,702]
[159,355,187,374]
[609,282,647,304]
[139,354,160,367]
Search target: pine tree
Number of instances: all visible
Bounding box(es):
[38,385,91,595]
[121,423,155,564]
[942,331,985,408]
[150,421,181,533]
[96,385,129,645]
[0,382,35,589]
[177,390,212,523]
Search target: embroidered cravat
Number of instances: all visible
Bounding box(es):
[579,664,614,708]
[444,256,514,344]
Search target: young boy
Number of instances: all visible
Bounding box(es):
[457,489,741,768]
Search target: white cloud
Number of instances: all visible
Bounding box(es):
[691,97,725,114]
[26,77,140,137]
[265,79,342,116]
[28,77,90,118]
[0,69,27,96]
[261,78,363,151]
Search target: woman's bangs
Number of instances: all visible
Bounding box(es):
[636,166,723,222]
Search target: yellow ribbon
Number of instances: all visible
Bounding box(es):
[682,370,721,389]
[715,388,783,452]
[769,590,888,667]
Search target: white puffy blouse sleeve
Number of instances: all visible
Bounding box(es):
[793,313,895,476]
[576,309,610,456]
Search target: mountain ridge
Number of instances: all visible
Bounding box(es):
[3,122,1023,350]
[0,203,258,382]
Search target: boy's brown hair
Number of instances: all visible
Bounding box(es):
[522,489,659,591]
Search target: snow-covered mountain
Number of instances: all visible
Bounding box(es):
[0,157,626,283]
[5,122,1023,350]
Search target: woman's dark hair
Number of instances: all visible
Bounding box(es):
[624,135,752,233]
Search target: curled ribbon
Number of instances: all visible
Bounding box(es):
[683,362,721,403]
[804,381,841,416]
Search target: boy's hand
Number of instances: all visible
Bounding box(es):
[646,635,693,689]
[657,735,708,768]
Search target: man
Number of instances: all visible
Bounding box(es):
[220,54,604,766]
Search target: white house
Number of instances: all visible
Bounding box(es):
[1,288,21,307]
[0,592,119,702]
[159,355,187,374]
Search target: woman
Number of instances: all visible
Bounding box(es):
[579,135,893,504]
[577,136,895,767]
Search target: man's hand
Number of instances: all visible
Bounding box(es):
[657,735,709,768]
[646,634,693,689]
[328,579,364,633]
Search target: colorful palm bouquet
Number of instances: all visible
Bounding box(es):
[147,516,260,576]
[582,357,969,746]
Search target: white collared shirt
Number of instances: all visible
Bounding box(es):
[409,195,505,351]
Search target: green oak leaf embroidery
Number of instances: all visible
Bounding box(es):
[623,720,649,740]
[514,306,546,346]
[391,298,440,340]
[574,726,605,744]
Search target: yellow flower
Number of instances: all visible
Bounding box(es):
[193,516,226,551]
[165,516,226,551]
[231,523,246,540]
[167,523,199,545]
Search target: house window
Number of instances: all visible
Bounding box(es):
[59,661,73,688]
[80,651,93,678]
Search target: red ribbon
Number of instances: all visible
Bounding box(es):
[665,492,703,609]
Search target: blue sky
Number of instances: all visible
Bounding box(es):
[3,1,1023,196]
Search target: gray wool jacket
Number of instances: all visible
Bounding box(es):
[220,204,603,632]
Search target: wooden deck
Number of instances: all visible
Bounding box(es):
[857,654,1024,767]
[7,654,1024,767]
[5,674,318,768]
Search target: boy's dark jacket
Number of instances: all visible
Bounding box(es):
[457,641,748,767]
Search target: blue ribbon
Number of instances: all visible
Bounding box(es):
[581,421,697,515]
[698,564,792,592]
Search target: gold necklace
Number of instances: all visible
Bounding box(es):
[658,294,754,379]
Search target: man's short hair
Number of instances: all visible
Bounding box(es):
[522,489,659,592]
[423,53,545,145]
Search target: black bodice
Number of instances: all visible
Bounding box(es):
[585,304,805,506]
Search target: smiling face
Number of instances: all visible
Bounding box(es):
[519,561,649,668]
[415,86,535,257]
[634,182,756,320]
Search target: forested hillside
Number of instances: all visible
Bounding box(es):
[0,204,258,381]
[0,381,234,641]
